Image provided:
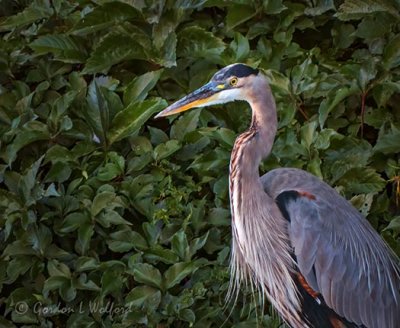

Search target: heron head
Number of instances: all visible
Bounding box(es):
[155,63,260,118]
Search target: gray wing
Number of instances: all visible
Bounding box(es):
[261,168,400,328]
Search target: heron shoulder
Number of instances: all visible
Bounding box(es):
[261,168,339,202]
[261,168,400,327]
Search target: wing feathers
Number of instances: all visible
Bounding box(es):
[273,186,400,328]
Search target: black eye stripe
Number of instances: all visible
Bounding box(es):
[212,64,259,82]
[228,64,259,78]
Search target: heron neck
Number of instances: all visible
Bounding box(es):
[228,83,301,326]
[248,85,278,163]
[230,83,278,187]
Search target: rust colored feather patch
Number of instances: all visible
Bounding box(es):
[298,191,316,200]
[329,315,346,328]
[296,273,320,300]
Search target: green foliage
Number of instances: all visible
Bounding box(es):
[0,0,399,327]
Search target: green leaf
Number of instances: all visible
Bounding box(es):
[266,69,291,93]
[189,148,230,172]
[0,316,16,328]
[108,98,167,144]
[43,276,69,294]
[107,229,147,252]
[44,162,72,183]
[132,263,162,289]
[325,138,372,182]
[97,210,131,227]
[97,152,125,181]
[208,207,230,226]
[163,261,201,289]
[6,256,33,282]
[77,223,94,255]
[157,32,177,67]
[314,129,341,150]
[305,0,335,15]
[154,140,181,161]
[198,128,235,148]
[318,85,358,127]
[374,125,400,154]
[0,0,53,31]
[28,224,53,255]
[101,268,125,295]
[97,163,121,181]
[5,122,50,164]
[372,82,400,108]
[45,244,70,259]
[230,33,250,61]
[171,230,189,261]
[178,26,225,60]
[46,145,75,163]
[173,0,207,9]
[85,80,111,147]
[212,176,229,203]
[91,191,117,216]
[142,222,161,246]
[337,0,400,20]
[60,212,89,234]
[75,257,99,272]
[45,277,76,301]
[130,136,154,155]
[18,156,43,205]
[29,35,87,63]
[82,30,149,74]
[149,127,169,144]
[332,23,356,48]
[124,70,163,104]
[290,58,318,95]
[176,136,210,161]
[384,217,400,233]
[357,60,377,91]
[48,260,71,278]
[189,231,209,257]
[170,110,200,141]
[350,193,375,216]
[71,2,141,36]
[75,275,100,292]
[383,34,400,69]
[65,313,96,327]
[144,247,180,264]
[300,121,317,150]
[126,286,161,308]
[179,308,195,323]
[3,241,36,257]
[339,168,386,194]
[355,16,388,40]
[226,4,257,30]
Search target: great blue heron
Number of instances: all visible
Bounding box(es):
[155,64,400,328]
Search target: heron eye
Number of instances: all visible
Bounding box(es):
[229,77,238,87]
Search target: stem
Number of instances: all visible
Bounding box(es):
[360,92,366,138]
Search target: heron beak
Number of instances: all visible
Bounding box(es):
[155,81,223,118]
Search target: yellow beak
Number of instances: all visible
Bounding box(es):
[155,81,223,118]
